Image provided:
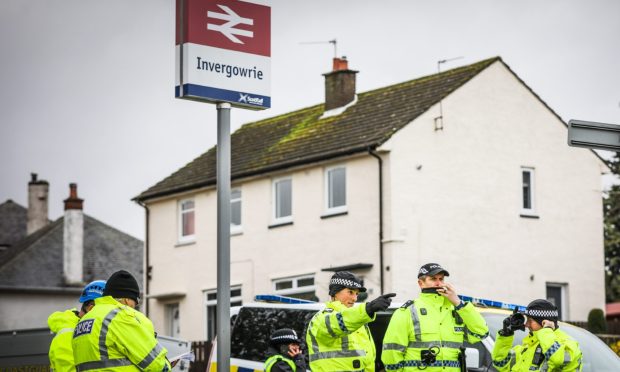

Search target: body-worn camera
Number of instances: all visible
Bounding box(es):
[420,345,440,369]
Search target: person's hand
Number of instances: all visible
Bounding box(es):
[437,283,460,306]
[170,359,179,368]
[498,316,515,337]
[287,343,302,358]
[542,319,556,330]
[365,293,396,316]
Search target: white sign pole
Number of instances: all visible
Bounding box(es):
[216,102,231,372]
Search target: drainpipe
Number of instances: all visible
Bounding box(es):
[137,200,151,317]
[368,148,384,294]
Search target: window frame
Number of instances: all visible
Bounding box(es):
[165,302,180,338]
[272,176,293,225]
[520,167,537,217]
[177,198,196,243]
[230,187,242,234]
[324,165,347,215]
[204,286,243,340]
[272,274,316,298]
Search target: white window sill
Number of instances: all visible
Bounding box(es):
[520,211,539,219]
[231,227,243,236]
[269,219,294,229]
[321,208,348,219]
[175,239,196,247]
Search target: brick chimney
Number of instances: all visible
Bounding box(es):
[27,173,49,235]
[323,56,358,111]
[63,183,84,285]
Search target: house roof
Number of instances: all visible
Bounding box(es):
[0,200,27,248]
[0,205,144,290]
[136,57,502,202]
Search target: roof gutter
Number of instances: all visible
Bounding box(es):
[136,200,151,317]
[134,144,375,203]
[368,147,385,294]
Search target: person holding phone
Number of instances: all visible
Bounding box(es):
[264,328,306,371]
[382,263,489,371]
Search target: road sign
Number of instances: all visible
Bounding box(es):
[175,0,270,109]
[568,119,620,152]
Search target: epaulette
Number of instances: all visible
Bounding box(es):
[323,308,334,313]
[400,300,414,309]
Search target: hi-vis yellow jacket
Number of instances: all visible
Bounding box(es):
[492,327,583,371]
[381,293,489,371]
[72,296,171,372]
[48,308,80,372]
[306,300,376,371]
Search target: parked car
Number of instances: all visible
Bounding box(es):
[207,300,620,371]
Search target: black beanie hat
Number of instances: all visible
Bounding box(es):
[524,299,559,325]
[103,270,140,302]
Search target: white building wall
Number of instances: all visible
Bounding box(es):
[382,61,606,320]
[146,155,381,340]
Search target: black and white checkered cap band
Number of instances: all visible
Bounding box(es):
[524,309,559,318]
[272,334,298,341]
[330,278,362,288]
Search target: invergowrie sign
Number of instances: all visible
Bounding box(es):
[175,0,271,109]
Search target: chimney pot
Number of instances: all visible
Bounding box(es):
[64,183,84,211]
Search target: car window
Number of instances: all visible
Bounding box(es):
[483,313,620,371]
[231,307,317,361]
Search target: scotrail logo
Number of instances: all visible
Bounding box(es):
[239,93,264,106]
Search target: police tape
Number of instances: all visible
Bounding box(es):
[458,295,527,312]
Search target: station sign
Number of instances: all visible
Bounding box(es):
[175,0,270,109]
[568,119,620,152]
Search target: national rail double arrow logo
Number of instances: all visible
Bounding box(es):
[207,4,254,44]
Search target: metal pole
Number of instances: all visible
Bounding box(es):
[216,102,231,372]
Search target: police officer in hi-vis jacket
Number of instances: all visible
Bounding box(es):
[382,263,489,371]
[306,271,395,371]
[72,270,172,371]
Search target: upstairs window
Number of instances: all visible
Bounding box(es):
[178,199,195,242]
[273,177,292,224]
[325,166,347,214]
[231,188,242,233]
[521,167,537,216]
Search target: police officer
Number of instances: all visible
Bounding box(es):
[48,280,106,372]
[72,270,172,371]
[264,328,306,371]
[492,299,582,371]
[305,271,395,371]
[382,263,489,371]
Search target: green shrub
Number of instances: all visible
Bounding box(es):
[587,308,607,334]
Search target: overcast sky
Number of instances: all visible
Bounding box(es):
[1,0,618,240]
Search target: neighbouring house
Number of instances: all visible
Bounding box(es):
[135,56,608,341]
[0,174,143,331]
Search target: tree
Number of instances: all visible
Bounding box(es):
[604,153,620,302]
[587,308,607,334]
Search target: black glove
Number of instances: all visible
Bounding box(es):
[498,316,515,337]
[499,311,526,336]
[365,293,396,317]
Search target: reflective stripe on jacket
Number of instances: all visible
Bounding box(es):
[71,296,171,372]
[381,294,489,371]
[48,309,80,372]
[305,300,376,371]
[264,354,296,371]
[492,328,583,371]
